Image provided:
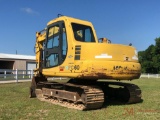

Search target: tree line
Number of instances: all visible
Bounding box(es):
[138,37,160,73]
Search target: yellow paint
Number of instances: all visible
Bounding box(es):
[34,16,141,80]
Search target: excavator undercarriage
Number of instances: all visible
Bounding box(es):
[30,76,142,110]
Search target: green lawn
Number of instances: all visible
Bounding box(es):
[0,78,160,120]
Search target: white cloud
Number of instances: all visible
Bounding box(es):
[21,7,39,15]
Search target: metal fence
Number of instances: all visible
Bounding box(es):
[0,69,33,82]
[0,69,159,82]
[140,73,160,78]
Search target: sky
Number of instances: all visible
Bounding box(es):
[0,0,160,55]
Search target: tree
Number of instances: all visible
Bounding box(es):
[155,37,160,54]
[138,37,160,73]
[154,37,160,73]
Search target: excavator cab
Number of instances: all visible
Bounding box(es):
[42,19,97,71]
[36,20,93,69]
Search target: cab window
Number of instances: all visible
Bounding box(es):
[47,25,59,48]
[46,54,58,67]
[71,23,95,42]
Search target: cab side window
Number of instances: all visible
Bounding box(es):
[47,25,59,48]
[62,23,67,60]
[46,54,58,67]
[72,23,95,42]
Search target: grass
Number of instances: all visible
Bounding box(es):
[0,78,160,120]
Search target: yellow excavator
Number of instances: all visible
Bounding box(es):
[30,15,142,110]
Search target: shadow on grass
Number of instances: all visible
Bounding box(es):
[102,98,144,108]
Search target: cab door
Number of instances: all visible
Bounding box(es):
[44,22,67,68]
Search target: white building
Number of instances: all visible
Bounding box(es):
[0,53,36,70]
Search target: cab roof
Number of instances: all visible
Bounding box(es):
[47,16,92,26]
